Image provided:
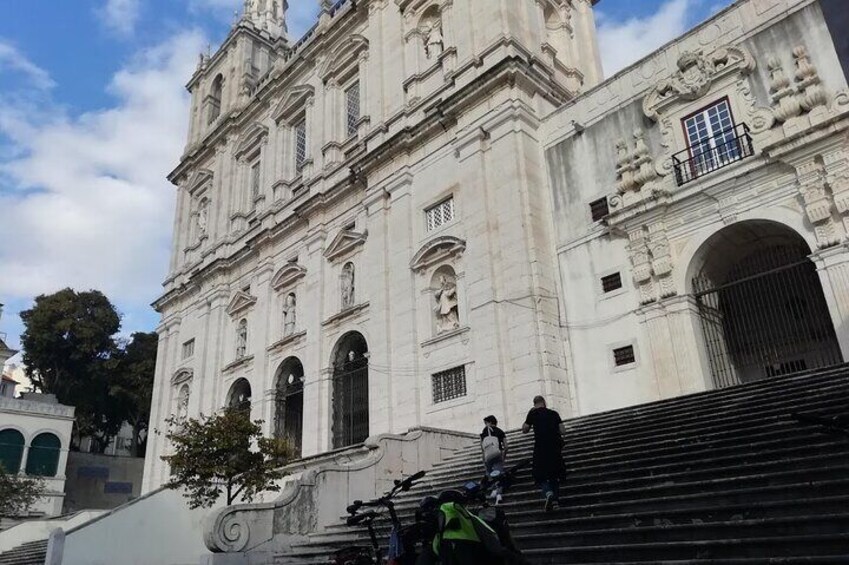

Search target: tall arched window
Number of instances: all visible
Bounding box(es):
[208,74,223,124]
[26,433,61,477]
[227,378,253,413]
[0,429,25,474]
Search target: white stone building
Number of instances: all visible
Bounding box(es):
[143,0,849,498]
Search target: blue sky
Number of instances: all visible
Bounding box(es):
[0,0,731,363]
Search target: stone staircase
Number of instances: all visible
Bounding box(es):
[0,540,47,565]
[276,366,849,564]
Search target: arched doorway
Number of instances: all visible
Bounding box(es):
[274,357,304,457]
[0,429,25,473]
[227,378,252,413]
[26,433,61,477]
[691,221,842,388]
[331,332,369,449]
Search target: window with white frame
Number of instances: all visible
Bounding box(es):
[426,197,455,232]
[182,339,195,360]
[683,99,739,176]
[345,81,361,138]
[294,117,307,174]
[432,366,467,404]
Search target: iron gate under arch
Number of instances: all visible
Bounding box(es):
[693,243,842,389]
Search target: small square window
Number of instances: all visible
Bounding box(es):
[613,345,636,367]
[432,366,467,404]
[426,198,455,232]
[182,339,195,360]
[590,198,609,222]
[601,273,623,293]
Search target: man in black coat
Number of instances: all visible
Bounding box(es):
[522,395,564,512]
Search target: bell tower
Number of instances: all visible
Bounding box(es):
[243,0,287,39]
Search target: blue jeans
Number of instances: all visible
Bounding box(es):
[485,456,505,496]
[539,478,560,501]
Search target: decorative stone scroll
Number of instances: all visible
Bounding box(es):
[797,157,843,249]
[612,130,660,209]
[766,45,832,131]
[627,223,678,304]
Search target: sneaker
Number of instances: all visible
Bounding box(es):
[495,494,503,506]
[544,493,554,512]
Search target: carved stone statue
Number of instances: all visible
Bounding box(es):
[341,263,355,309]
[434,274,460,334]
[177,386,190,420]
[197,199,209,236]
[236,320,248,358]
[425,24,444,59]
[283,293,296,336]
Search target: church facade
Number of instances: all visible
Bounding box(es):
[143,0,849,495]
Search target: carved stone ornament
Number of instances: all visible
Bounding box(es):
[271,261,307,291]
[272,85,315,125]
[611,130,660,210]
[797,158,842,249]
[227,290,258,318]
[433,273,460,334]
[171,368,194,386]
[410,236,466,273]
[324,227,367,263]
[186,168,213,196]
[643,45,755,121]
[234,123,269,160]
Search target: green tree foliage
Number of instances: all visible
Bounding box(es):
[0,464,45,517]
[111,332,158,457]
[162,409,294,509]
[19,289,157,454]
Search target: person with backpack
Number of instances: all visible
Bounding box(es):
[480,415,507,505]
[522,396,565,512]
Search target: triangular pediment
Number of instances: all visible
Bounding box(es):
[271,262,307,291]
[186,169,213,195]
[410,236,466,272]
[272,85,315,125]
[234,123,269,159]
[323,228,367,262]
[227,290,258,317]
[320,35,369,82]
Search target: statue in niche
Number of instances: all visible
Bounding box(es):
[434,273,460,334]
[341,263,355,309]
[197,199,209,236]
[425,23,444,59]
[236,319,248,358]
[177,386,190,420]
[283,293,296,336]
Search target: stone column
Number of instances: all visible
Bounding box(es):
[812,244,849,360]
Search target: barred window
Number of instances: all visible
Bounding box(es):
[432,366,467,404]
[613,345,636,367]
[601,272,623,293]
[426,198,455,231]
[590,198,609,222]
[182,339,195,360]
[345,81,361,137]
[295,118,307,174]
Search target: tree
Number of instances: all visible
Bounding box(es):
[112,332,158,457]
[0,464,45,517]
[20,289,124,451]
[162,409,295,509]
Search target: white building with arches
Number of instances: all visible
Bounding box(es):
[144,0,849,503]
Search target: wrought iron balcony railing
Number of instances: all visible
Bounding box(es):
[672,123,754,187]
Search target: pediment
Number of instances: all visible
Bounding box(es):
[323,228,367,262]
[271,262,307,291]
[320,35,369,82]
[410,236,466,272]
[396,0,450,16]
[227,290,258,317]
[272,85,315,125]
[643,45,755,121]
[234,123,269,159]
[171,368,194,385]
[186,169,213,195]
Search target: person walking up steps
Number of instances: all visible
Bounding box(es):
[480,415,508,505]
[522,396,565,512]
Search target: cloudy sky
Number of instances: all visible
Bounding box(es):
[0,0,731,361]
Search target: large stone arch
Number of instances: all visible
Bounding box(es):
[330,331,369,449]
[274,357,304,457]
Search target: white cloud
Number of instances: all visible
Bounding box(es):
[597,0,692,77]
[0,31,206,308]
[99,0,142,36]
[0,42,54,90]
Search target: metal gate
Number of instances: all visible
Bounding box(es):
[693,244,842,389]
[275,382,304,457]
[332,354,369,449]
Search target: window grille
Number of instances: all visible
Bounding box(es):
[345,81,361,137]
[426,198,455,232]
[295,118,307,174]
[601,273,623,293]
[182,339,195,360]
[590,198,609,222]
[613,345,636,367]
[432,366,467,404]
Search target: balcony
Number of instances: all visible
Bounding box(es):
[672,123,754,187]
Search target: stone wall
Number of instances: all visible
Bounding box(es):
[63,452,145,513]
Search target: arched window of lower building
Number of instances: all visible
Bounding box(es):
[0,429,25,474]
[25,433,61,477]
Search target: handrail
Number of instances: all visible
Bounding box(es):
[672,123,754,186]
